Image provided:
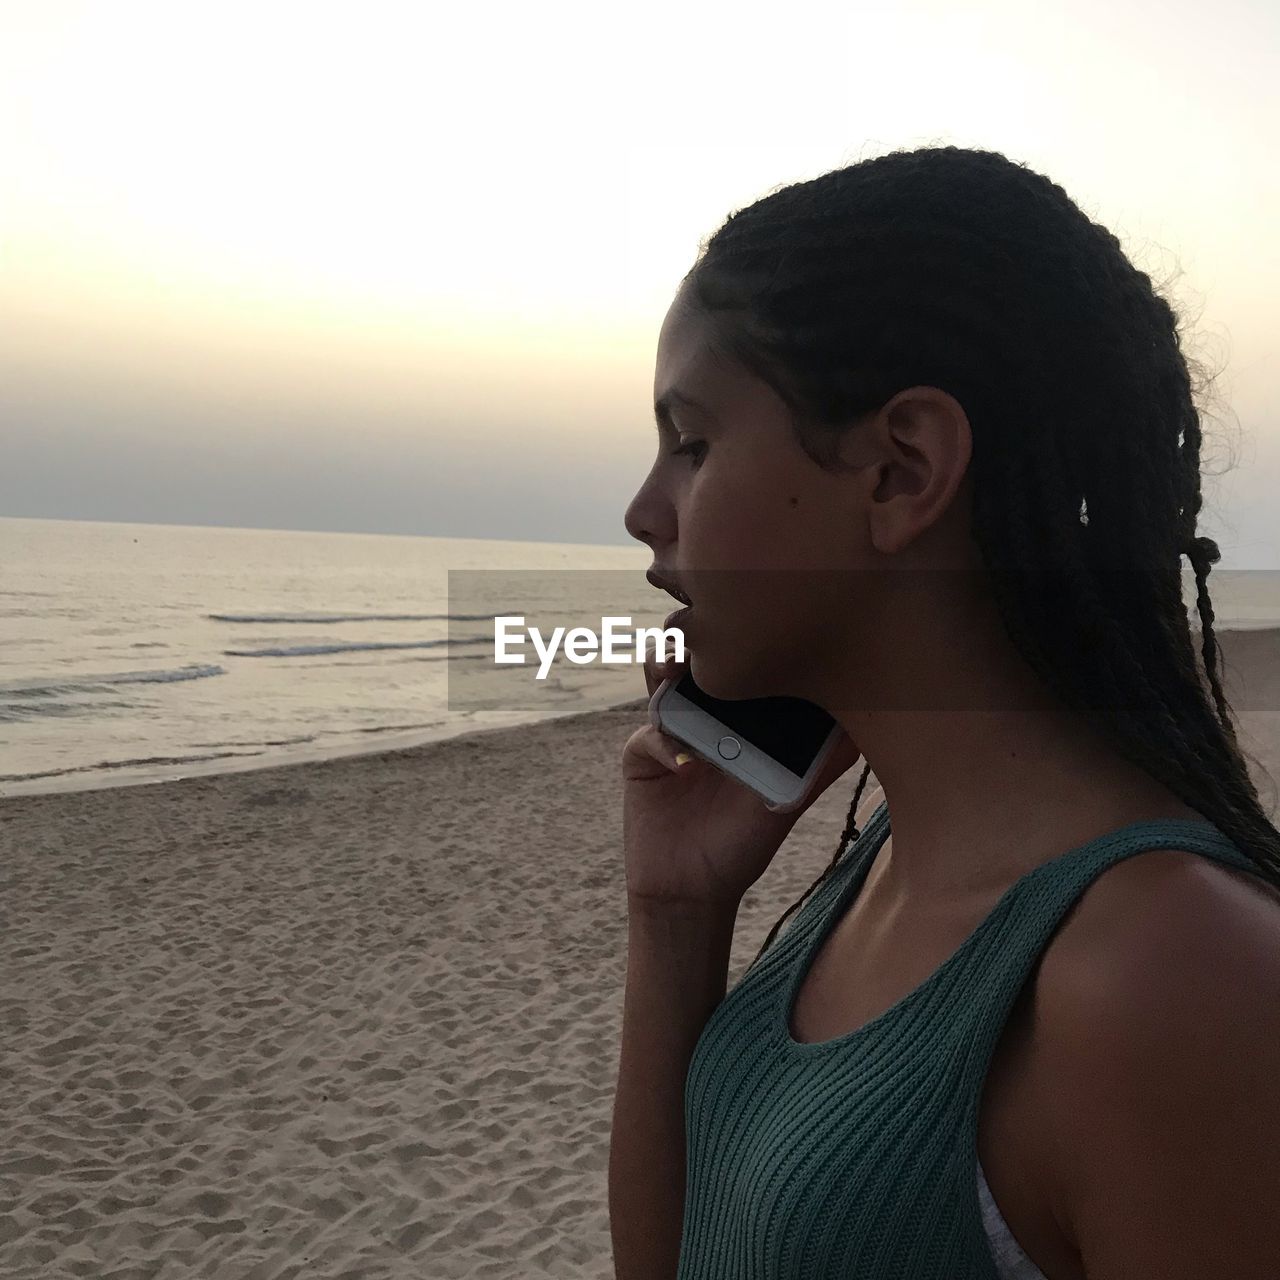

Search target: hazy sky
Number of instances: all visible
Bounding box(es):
[2,0,1277,564]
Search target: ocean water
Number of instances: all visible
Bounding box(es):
[0,518,651,797]
[3,517,1278,799]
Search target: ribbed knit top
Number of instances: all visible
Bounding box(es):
[676,797,1261,1279]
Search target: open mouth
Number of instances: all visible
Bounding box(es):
[646,569,692,608]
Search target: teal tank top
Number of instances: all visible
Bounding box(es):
[676,798,1262,1279]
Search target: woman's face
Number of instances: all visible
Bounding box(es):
[623,287,874,702]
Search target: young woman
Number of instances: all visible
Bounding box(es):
[609,145,1280,1279]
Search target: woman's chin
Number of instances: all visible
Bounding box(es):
[667,611,790,700]
[687,648,780,703]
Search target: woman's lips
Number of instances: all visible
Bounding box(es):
[664,604,693,630]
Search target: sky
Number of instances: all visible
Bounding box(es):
[1,0,1277,565]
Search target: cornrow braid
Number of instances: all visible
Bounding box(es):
[685,145,1279,965]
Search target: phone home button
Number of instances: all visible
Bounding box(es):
[716,735,742,760]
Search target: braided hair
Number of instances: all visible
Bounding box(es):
[681,146,1280,970]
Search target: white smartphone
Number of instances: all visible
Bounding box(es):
[648,668,843,813]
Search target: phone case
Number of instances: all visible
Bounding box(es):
[646,676,826,814]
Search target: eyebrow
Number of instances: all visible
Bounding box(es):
[653,388,714,427]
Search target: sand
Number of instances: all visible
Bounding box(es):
[2,628,1277,1279]
[0,695,879,1280]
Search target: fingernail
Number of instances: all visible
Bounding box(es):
[674,752,691,766]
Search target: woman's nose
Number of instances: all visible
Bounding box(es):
[623,470,674,548]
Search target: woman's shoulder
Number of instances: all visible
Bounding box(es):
[1033,842,1280,1061]
[1009,842,1280,1271]
[1047,841,1280,1010]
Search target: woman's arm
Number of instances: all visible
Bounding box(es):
[1030,850,1280,1278]
[609,897,739,1280]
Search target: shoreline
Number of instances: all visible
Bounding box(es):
[3,624,1278,804]
[0,696,649,802]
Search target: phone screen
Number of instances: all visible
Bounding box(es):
[675,670,836,777]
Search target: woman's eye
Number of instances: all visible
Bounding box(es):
[670,438,707,466]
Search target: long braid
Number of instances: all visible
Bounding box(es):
[686,145,1280,964]
[750,760,874,968]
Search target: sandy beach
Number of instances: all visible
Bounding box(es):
[3,628,1278,1279]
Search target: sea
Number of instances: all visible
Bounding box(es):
[3,516,1278,799]
[0,517,655,798]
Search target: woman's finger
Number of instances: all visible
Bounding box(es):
[642,650,687,701]
[622,723,697,781]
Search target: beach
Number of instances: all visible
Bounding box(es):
[0,693,882,1280]
[2,627,1278,1279]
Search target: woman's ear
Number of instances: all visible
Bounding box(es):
[866,387,973,558]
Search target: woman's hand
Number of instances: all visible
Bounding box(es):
[621,655,862,909]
